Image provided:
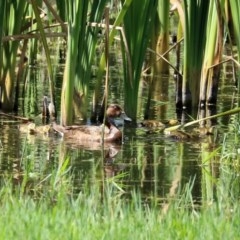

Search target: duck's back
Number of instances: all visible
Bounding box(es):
[54,124,111,142]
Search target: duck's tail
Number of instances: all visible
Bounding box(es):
[52,122,66,137]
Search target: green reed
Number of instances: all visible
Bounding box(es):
[75,0,108,118]
[27,3,38,66]
[93,0,132,113]
[0,166,240,239]
[1,0,28,111]
[0,0,5,79]
[229,0,240,62]
[1,0,240,119]
[229,0,240,93]
[121,0,157,121]
[155,0,170,74]
[31,0,55,112]
[59,0,87,125]
[182,0,210,108]
[199,0,219,107]
[58,0,108,125]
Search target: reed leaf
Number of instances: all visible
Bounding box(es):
[74,0,108,116]
[0,0,6,80]
[164,107,240,133]
[43,0,67,33]
[182,0,210,108]
[122,0,157,121]
[155,0,170,74]
[199,0,225,107]
[60,1,109,125]
[229,0,240,98]
[31,0,55,115]
[60,0,88,125]
[27,4,38,66]
[55,0,67,23]
[93,0,133,111]
[1,0,28,110]
[170,0,185,30]
[229,0,240,60]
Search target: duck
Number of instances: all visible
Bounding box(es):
[140,120,165,128]
[18,122,52,135]
[52,104,131,143]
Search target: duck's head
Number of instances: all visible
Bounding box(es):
[106,104,132,122]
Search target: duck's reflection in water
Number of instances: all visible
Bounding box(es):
[104,146,126,179]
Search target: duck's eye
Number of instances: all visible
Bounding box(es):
[113,105,121,111]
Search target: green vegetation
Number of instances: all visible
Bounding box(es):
[229,0,240,62]
[121,0,157,121]
[1,0,240,121]
[229,0,240,93]
[0,168,239,239]
[182,0,210,107]
[1,0,28,110]
[1,1,240,239]
[155,0,170,74]
[0,125,240,239]
[200,0,226,107]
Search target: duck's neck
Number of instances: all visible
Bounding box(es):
[104,117,116,128]
[106,124,122,142]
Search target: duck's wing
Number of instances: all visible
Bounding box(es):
[52,123,67,136]
[53,123,110,138]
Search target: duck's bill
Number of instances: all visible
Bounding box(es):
[120,112,132,122]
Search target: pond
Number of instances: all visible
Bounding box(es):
[0,53,239,207]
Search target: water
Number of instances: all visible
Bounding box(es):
[0,112,223,203]
[0,61,238,205]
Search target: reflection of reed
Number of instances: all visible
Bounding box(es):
[104,161,125,179]
[200,133,220,205]
[0,124,22,184]
[162,164,182,214]
[143,75,169,120]
[104,146,123,179]
[140,156,147,188]
[198,107,217,127]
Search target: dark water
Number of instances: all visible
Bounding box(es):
[0,63,238,205]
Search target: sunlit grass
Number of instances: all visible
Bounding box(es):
[0,189,239,239]
[0,166,240,239]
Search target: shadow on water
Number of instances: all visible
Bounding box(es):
[0,61,238,207]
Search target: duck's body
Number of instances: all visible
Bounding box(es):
[53,122,122,143]
[19,122,52,135]
[53,104,130,143]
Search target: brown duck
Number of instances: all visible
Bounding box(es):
[53,104,131,143]
[19,122,52,135]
